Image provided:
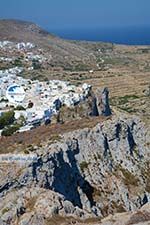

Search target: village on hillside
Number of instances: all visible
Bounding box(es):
[0,41,92,135]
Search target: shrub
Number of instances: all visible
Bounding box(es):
[0,110,15,129]
[28,101,34,108]
[2,207,9,215]
[0,98,8,103]
[13,59,22,67]
[118,95,139,105]
[80,161,89,172]
[120,167,139,186]
[32,59,41,70]
[15,105,26,110]
[1,124,21,136]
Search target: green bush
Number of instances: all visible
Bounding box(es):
[118,95,139,105]
[0,98,8,103]
[14,105,26,110]
[120,167,139,186]
[1,124,21,136]
[80,161,89,172]
[32,59,41,70]
[0,110,15,129]
[13,59,22,67]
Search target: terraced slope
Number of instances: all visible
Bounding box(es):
[0,19,149,122]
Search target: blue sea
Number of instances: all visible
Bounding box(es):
[49,26,150,45]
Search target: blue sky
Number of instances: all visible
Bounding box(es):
[0,0,150,30]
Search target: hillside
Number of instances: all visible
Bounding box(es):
[0,19,112,70]
[0,19,149,124]
[0,19,50,40]
[0,19,150,225]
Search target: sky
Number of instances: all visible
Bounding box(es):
[0,0,150,30]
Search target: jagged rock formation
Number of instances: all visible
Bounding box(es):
[57,87,111,123]
[0,114,149,224]
[85,88,99,117]
[84,87,111,117]
[96,87,111,116]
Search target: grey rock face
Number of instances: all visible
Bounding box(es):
[63,200,75,214]
[0,114,149,224]
[57,87,111,123]
[96,87,111,116]
[80,87,111,117]
[86,89,99,117]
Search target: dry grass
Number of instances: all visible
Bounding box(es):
[0,116,110,153]
[45,215,101,225]
[25,196,37,211]
[126,211,150,225]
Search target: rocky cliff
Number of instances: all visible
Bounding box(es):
[57,87,111,123]
[0,113,150,224]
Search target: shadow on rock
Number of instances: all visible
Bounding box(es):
[52,139,95,209]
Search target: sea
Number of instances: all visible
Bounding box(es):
[49,26,150,45]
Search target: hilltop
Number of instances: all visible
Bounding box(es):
[0,19,50,39]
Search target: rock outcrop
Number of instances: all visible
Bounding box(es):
[57,87,111,123]
[0,114,149,224]
[96,87,111,116]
